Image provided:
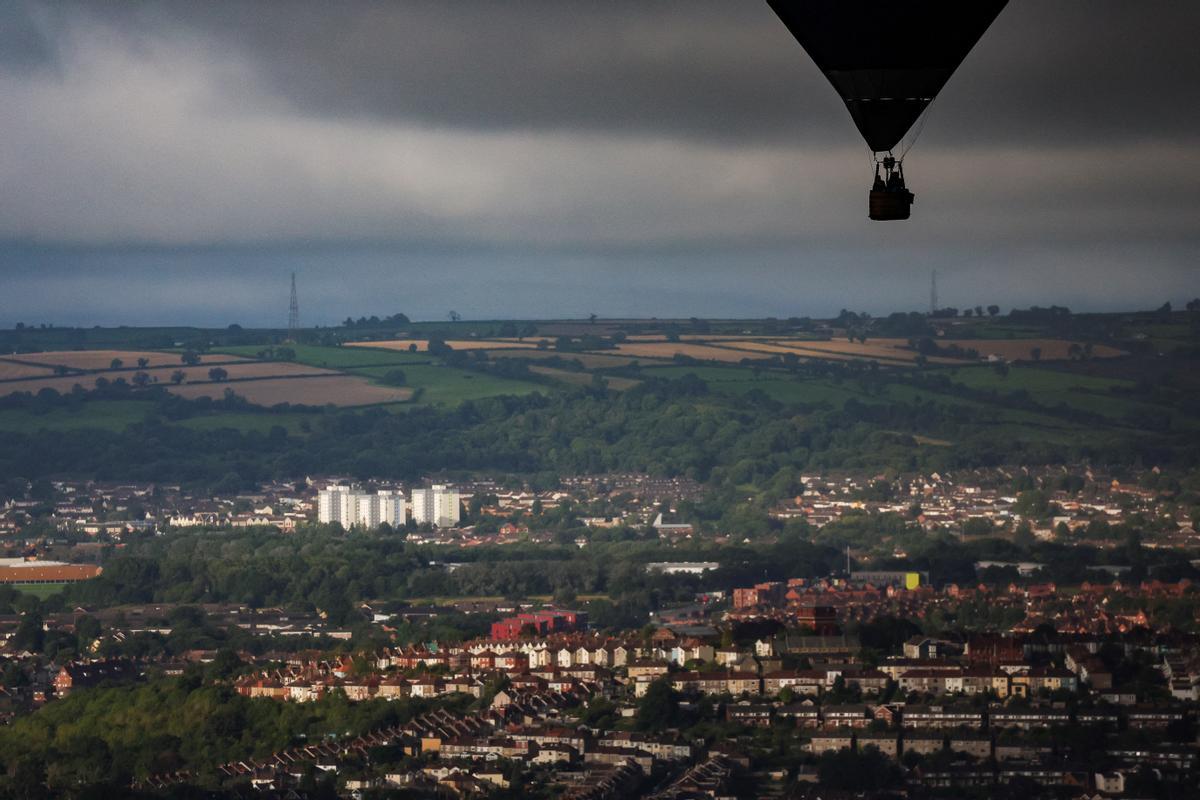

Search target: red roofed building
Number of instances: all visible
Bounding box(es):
[0,564,102,584]
[490,610,586,640]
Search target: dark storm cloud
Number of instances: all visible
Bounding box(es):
[39,0,1200,147]
[0,1,1197,324]
[0,1,58,71]
[52,1,829,143]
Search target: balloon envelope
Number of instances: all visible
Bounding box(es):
[768,0,1008,153]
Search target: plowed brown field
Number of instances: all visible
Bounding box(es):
[168,376,412,406]
[0,360,54,380]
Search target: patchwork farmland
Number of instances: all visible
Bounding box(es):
[1,350,247,370]
[0,349,406,408]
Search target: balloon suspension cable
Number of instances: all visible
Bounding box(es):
[872,151,900,167]
[872,150,902,167]
[898,96,937,160]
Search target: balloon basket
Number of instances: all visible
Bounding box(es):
[869,189,915,221]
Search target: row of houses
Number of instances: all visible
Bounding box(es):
[235,666,610,703]
[433,728,692,773]
[448,634,716,670]
[145,688,587,791]
[748,700,1188,732]
[660,660,1079,700]
[647,754,739,800]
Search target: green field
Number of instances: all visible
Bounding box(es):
[936,364,1198,430]
[0,400,155,433]
[1126,323,1191,339]
[217,344,432,369]
[351,364,548,406]
[530,366,639,391]
[641,365,913,408]
[646,360,1192,442]
[0,400,329,436]
[1027,391,1191,428]
[637,363,1120,443]
[947,321,1051,340]
[941,364,1131,394]
[174,411,324,434]
[638,365,768,382]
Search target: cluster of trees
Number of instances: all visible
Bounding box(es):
[548,333,625,352]
[29,524,836,625]
[875,311,934,337]
[60,527,421,623]
[2,600,350,666]
[910,337,981,360]
[339,312,411,328]
[379,369,407,386]
[0,671,446,794]
[1010,305,1072,321]
[2,365,1195,502]
[927,304,1002,320]
[252,346,297,361]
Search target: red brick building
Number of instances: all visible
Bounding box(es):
[733,582,785,609]
[490,610,586,640]
[792,604,838,635]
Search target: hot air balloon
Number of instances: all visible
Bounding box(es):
[767,0,1008,220]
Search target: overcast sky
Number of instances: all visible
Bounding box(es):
[1,0,1197,326]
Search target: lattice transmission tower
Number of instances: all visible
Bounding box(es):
[288,272,300,340]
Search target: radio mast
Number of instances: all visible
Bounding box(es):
[288,272,300,340]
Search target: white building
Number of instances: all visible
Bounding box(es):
[411,484,461,528]
[317,485,406,529]
[317,485,354,525]
[354,490,407,528]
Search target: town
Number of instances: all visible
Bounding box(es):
[16,572,1200,798]
[3,464,1193,553]
[1,466,1197,797]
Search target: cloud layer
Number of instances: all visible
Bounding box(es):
[0,1,1197,322]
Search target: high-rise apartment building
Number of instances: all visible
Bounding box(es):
[410,484,461,528]
[317,485,407,528]
[351,489,407,528]
[316,485,354,526]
